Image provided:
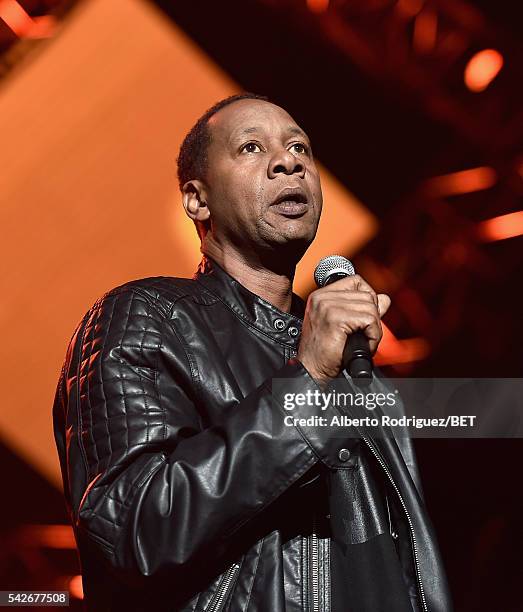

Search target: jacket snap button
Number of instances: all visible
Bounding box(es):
[338,448,351,462]
[391,530,399,540]
[273,318,286,331]
[288,326,299,337]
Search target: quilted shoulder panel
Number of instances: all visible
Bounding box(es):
[98,276,218,320]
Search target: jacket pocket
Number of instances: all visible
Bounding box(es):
[204,562,241,612]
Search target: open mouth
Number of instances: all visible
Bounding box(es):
[271,188,309,217]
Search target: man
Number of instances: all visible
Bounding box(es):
[53,93,452,611]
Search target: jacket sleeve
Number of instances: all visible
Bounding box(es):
[364,367,425,502]
[53,286,358,581]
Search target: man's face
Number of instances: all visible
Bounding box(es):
[202,99,323,257]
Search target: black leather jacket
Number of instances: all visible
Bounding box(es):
[53,258,452,611]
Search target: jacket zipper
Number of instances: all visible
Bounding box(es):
[360,435,428,612]
[307,511,330,612]
[291,347,329,612]
[310,512,320,612]
[205,562,240,612]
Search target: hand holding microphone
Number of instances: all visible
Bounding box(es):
[297,256,391,386]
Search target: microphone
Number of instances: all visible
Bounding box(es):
[314,255,373,385]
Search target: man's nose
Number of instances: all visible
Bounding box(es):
[268,149,305,179]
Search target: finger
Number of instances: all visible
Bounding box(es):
[318,299,380,317]
[321,274,375,292]
[322,275,378,305]
[326,306,383,342]
[317,289,375,301]
[313,292,376,307]
[377,294,391,318]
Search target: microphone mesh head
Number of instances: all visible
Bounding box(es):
[314,255,355,287]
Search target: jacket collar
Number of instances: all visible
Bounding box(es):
[194,256,304,349]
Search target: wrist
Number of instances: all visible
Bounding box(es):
[294,357,333,389]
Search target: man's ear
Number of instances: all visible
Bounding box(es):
[182,180,211,223]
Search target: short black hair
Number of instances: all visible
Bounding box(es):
[176,92,269,192]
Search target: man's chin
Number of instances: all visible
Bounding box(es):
[255,217,318,262]
[280,223,318,247]
[259,231,314,265]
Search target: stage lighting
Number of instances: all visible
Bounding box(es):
[464,49,503,93]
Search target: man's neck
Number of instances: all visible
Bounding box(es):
[201,236,295,313]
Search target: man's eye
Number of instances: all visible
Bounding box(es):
[241,142,261,153]
[290,143,308,154]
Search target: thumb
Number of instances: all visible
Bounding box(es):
[377,293,391,318]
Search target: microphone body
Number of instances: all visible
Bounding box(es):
[314,256,374,384]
